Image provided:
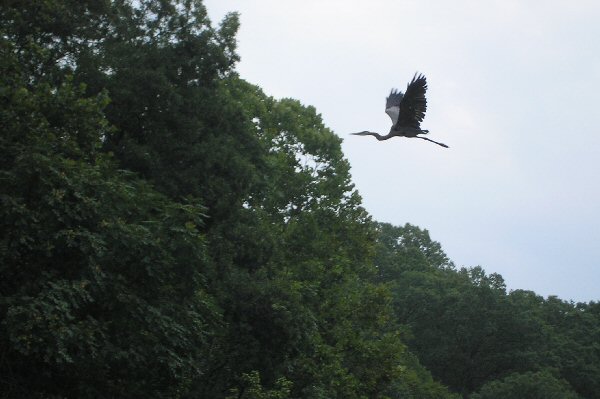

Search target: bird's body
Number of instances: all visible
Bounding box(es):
[351,73,448,148]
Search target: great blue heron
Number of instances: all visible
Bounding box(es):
[351,73,448,148]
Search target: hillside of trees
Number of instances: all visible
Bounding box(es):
[1,1,599,398]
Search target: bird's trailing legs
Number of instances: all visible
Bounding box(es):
[416,136,449,148]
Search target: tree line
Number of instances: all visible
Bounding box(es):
[1,1,598,398]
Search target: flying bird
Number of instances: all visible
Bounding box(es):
[351,73,448,148]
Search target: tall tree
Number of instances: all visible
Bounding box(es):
[0,29,220,397]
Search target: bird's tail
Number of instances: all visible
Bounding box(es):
[417,136,449,148]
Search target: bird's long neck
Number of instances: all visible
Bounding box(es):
[352,131,388,140]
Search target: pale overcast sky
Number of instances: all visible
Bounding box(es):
[203,0,600,302]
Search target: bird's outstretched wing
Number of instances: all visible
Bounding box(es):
[395,73,427,129]
[385,89,403,125]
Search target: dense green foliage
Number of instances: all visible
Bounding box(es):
[1,1,599,398]
[470,370,580,399]
[374,223,600,398]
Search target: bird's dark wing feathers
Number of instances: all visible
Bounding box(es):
[395,73,427,129]
[386,89,403,109]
